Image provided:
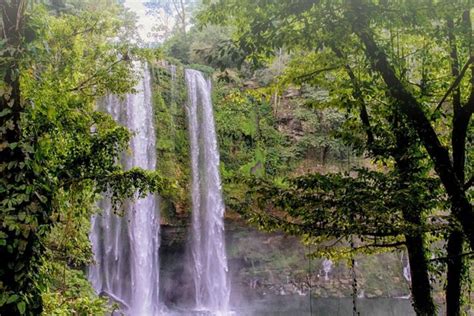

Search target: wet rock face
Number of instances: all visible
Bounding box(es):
[283,87,301,98]
[277,115,304,139]
[160,220,412,306]
[160,225,188,249]
[159,225,193,307]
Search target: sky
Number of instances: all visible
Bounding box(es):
[124,0,156,42]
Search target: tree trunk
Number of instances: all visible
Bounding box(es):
[0,1,44,314]
[446,231,464,316]
[349,1,474,250]
[333,40,436,315]
[404,233,436,316]
[445,15,468,315]
[390,107,437,316]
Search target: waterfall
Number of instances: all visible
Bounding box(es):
[402,252,411,283]
[185,69,230,313]
[170,64,177,85]
[89,64,160,316]
[322,259,333,281]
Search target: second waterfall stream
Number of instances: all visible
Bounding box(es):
[185,69,231,314]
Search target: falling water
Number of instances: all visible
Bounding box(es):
[185,69,230,313]
[89,64,160,315]
[402,252,411,283]
[322,259,333,281]
[170,64,177,84]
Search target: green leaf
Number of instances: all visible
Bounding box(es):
[17,301,26,314]
[6,294,18,304]
[0,108,11,117]
[18,212,26,221]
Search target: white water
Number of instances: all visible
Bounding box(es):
[170,64,177,84]
[185,69,230,313]
[322,259,333,281]
[89,64,161,315]
[402,252,411,283]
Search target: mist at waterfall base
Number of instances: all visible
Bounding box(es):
[89,65,414,315]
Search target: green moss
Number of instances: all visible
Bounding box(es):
[357,253,410,297]
[150,62,190,223]
[187,64,215,76]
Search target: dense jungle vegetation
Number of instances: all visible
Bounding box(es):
[1,0,473,315]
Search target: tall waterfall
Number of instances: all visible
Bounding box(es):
[185,69,230,313]
[89,64,160,315]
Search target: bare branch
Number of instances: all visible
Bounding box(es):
[295,66,339,82]
[431,56,474,119]
[354,241,406,250]
[67,58,125,92]
[429,251,474,263]
[464,176,473,191]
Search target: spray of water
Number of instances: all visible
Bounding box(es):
[89,64,161,315]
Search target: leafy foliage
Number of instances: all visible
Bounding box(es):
[0,1,170,314]
[150,62,191,220]
[161,24,243,70]
[198,0,473,313]
[237,169,442,242]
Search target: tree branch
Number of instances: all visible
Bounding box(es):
[349,0,474,250]
[67,58,125,92]
[70,20,99,38]
[428,251,474,263]
[354,241,406,250]
[330,42,375,147]
[295,66,339,82]
[431,55,473,119]
[464,176,473,191]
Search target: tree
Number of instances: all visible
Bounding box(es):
[199,0,473,314]
[144,0,198,41]
[0,1,42,313]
